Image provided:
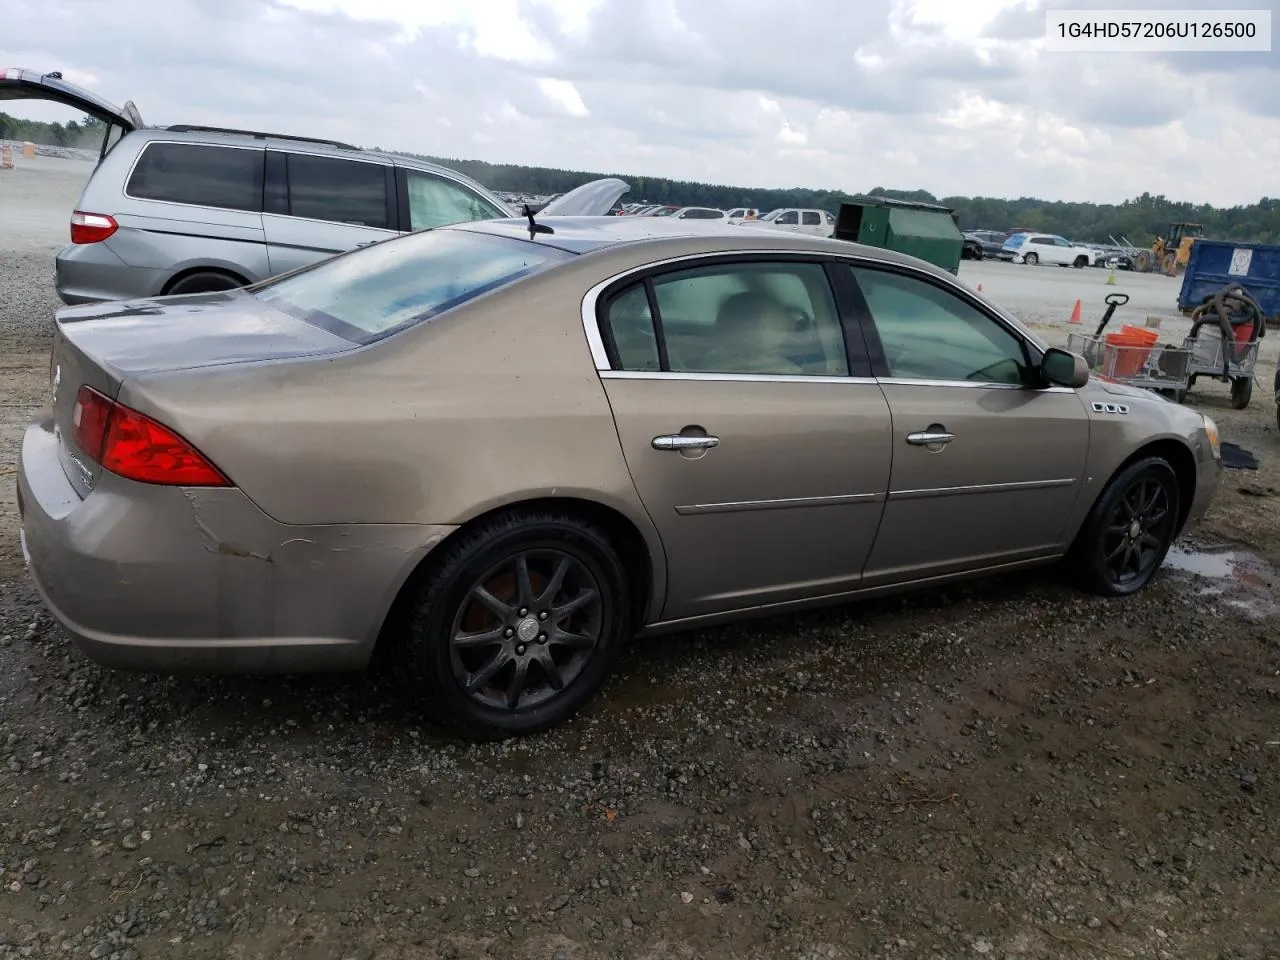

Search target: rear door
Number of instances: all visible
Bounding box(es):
[0,67,141,163]
[801,210,825,237]
[592,256,892,621]
[262,150,397,275]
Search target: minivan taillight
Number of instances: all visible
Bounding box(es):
[72,385,230,487]
[70,211,118,244]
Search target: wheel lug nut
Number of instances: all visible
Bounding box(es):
[504,627,514,638]
[538,633,547,643]
[538,610,548,621]
[519,608,528,616]
[516,644,527,656]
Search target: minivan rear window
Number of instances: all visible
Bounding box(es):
[127,142,264,212]
[250,228,574,343]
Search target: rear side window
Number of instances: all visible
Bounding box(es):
[285,154,390,229]
[127,142,263,212]
[802,211,821,226]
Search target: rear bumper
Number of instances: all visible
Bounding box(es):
[18,412,453,673]
[55,242,165,305]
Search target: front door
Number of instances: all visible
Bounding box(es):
[262,150,397,276]
[595,259,892,621]
[843,264,1090,583]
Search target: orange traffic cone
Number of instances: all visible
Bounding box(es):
[1068,299,1082,324]
[0,145,12,170]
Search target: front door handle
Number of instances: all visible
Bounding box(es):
[906,430,955,446]
[652,435,720,451]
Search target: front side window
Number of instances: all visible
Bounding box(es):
[850,266,1028,385]
[404,170,505,230]
[252,228,573,343]
[285,153,389,229]
[776,211,799,225]
[127,142,263,212]
[600,261,849,377]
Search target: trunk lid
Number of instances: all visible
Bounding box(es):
[51,290,356,496]
[0,67,143,131]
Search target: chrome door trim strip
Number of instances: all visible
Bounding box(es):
[888,477,1077,500]
[599,369,879,385]
[674,492,883,516]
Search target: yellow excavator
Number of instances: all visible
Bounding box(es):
[1131,222,1204,275]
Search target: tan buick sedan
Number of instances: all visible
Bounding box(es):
[18,216,1222,739]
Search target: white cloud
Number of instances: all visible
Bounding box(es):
[1,0,1278,205]
[537,78,590,117]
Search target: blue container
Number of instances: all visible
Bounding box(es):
[1178,239,1280,322]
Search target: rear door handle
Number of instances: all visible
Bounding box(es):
[652,435,720,451]
[906,431,955,446]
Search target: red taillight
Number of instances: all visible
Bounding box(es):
[72,385,229,487]
[70,211,118,244]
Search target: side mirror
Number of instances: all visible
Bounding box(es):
[1041,347,1089,389]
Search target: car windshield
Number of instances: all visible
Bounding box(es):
[1003,232,1029,246]
[251,228,574,343]
[758,210,782,221]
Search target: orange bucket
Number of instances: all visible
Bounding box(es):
[1103,326,1158,378]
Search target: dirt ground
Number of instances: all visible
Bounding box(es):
[2,157,1280,960]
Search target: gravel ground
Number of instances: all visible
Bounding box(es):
[3,157,1280,959]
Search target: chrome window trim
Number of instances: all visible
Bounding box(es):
[580,248,1049,376]
[600,370,879,385]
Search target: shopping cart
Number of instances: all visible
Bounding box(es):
[1067,293,1191,396]
[1178,286,1265,409]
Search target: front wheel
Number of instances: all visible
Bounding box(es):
[1073,256,1088,268]
[1066,457,1181,598]
[393,509,630,740]
[1024,253,1039,266]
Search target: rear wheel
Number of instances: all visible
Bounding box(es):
[1024,252,1039,266]
[164,270,244,295]
[1073,256,1088,268]
[1067,457,1180,598]
[393,509,629,740]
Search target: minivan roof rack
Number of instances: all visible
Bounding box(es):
[162,125,359,150]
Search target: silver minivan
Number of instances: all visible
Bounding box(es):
[1,68,626,304]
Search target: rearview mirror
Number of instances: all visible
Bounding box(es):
[1041,347,1089,389]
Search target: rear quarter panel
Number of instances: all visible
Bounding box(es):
[116,251,676,603]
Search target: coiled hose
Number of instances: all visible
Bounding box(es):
[1188,284,1266,380]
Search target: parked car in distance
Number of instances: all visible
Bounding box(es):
[754,208,836,237]
[962,229,1008,260]
[667,207,727,221]
[1001,232,1096,268]
[18,215,1222,740]
[0,67,626,304]
[726,207,759,224]
[644,205,681,217]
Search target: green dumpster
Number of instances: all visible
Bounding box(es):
[834,196,964,275]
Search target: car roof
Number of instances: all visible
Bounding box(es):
[454,215,925,264]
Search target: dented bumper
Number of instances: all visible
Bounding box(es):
[17,412,454,673]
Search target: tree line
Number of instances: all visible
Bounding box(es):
[7,111,1276,246]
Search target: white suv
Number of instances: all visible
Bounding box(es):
[753,208,835,238]
[1001,232,1096,268]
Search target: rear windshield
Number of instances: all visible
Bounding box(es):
[250,228,574,343]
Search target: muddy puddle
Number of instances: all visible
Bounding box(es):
[1163,542,1280,620]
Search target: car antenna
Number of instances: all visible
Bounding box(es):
[522,203,555,239]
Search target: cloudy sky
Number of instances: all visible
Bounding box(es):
[3,0,1278,206]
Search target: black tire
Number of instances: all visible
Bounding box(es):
[164,270,244,295]
[1231,376,1253,410]
[1024,253,1039,266]
[393,509,630,740]
[1066,457,1181,598]
[1073,256,1088,268]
